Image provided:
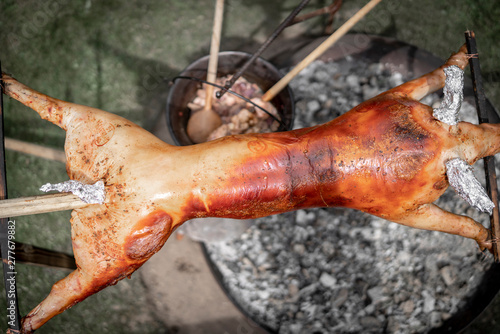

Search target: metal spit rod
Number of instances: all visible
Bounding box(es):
[465,30,500,262]
[0,62,22,332]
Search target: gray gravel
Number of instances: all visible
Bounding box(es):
[202,58,497,334]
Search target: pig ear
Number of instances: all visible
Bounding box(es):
[432,65,464,125]
[446,158,494,214]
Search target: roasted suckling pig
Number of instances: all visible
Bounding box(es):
[2,44,499,333]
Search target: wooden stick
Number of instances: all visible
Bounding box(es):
[0,192,89,219]
[204,0,224,111]
[262,0,382,102]
[4,137,66,163]
[15,242,76,270]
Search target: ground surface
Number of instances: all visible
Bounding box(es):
[0,0,499,333]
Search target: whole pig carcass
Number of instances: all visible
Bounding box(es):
[2,44,499,333]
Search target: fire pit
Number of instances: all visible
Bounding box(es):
[201,35,500,333]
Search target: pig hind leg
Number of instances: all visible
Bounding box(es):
[391,203,492,252]
[384,44,470,101]
[1,72,70,129]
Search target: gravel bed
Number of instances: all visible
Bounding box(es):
[202,58,498,334]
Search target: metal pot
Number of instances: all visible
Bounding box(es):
[166,51,295,146]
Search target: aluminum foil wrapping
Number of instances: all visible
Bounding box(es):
[433,65,464,125]
[446,158,494,214]
[40,180,106,204]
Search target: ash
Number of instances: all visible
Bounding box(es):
[204,58,498,333]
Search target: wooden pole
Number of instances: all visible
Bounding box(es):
[0,193,89,219]
[204,0,224,110]
[262,0,382,102]
[4,137,66,163]
[15,242,76,270]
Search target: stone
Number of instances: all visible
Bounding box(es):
[367,286,386,304]
[321,241,336,257]
[288,323,303,334]
[360,316,382,328]
[386,316,400,333]
[288,283,299,297]
[295,209,316,225]
[401,300,415,314]
[346,74,359,88]
[440,266,456,286]
[429,311,442,328]
[299,283,318,298]
[293,244,306,255]
[362,85,379,100]
[306,100,321,113]
[422,290,436,313]
[364,304,375,315]
[331,288,349,308]
[390,72,404,87]
[319,272,337,289]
